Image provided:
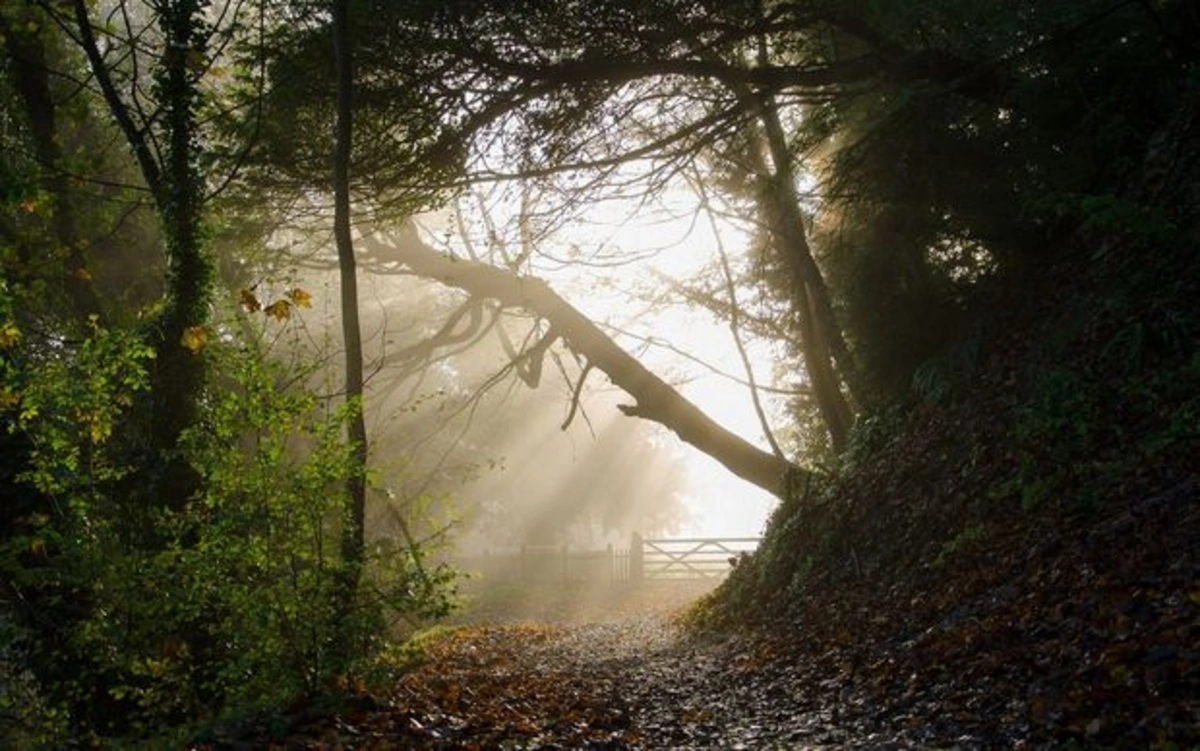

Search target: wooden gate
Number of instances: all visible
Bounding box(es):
[630,534,760,581]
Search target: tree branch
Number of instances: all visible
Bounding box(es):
[362,225,804,499]
[69,0,163,203]
[465,49,882,94]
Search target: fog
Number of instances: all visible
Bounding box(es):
[241,184,782,617]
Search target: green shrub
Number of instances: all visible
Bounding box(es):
[0,309,455,740]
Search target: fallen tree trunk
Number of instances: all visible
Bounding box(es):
[363,228,805,500]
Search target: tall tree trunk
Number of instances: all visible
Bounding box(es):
[756,97,862,409]
[152,0,212,467]
[741,94,855,452]
[72,0,212,508]
[710,32,859,452]
[332,0,367,616]
[0,9,104,322]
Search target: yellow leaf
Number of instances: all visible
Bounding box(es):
[239,288,261,313]
[286,287,312,308]
[89,419,110,444]
[72,267,93,281]
[180,325,208,353]
[0,388,19,409]
[30,538,46,556]
[264,300,291,321]
[0,322,20,349]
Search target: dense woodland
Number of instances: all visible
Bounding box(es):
[1,0,1197,745]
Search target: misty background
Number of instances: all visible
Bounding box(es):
[244,187,783,560]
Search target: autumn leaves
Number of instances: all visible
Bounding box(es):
[178,286,313,354]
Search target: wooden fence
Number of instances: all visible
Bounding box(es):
[454,544,630,587]
[454,534,760,585]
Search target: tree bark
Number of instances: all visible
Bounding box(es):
[754,95,856,451]
[332,0,367,598]
[758,98,861,399]
[0,10,104,322]
[715,74,857,452]
[362,229,805,500]
[153,0,211,461]
[70,0,213,509]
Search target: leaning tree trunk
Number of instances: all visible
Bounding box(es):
[332,0,367,617]
[363,229,805,499]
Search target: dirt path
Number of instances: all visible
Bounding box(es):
[224,579,1047,748]
[236,583,873,749]
[326,614,847,749]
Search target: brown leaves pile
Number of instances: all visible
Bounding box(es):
[246,624,637,749]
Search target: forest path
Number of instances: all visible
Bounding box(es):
[257,582,867,748]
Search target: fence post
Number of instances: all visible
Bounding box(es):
[630,532,644,584]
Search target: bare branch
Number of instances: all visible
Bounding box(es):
[560,360,595,431]
[689,167,784,459]
[68,0,163,202]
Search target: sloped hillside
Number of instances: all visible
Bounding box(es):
[703,100,1200,746]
